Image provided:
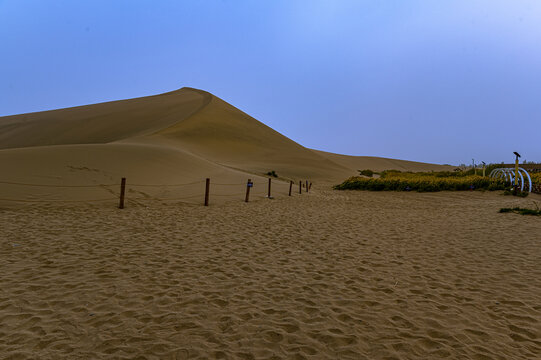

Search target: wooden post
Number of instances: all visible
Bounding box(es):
[268,178,272,198]
[119,177,126,209]
[289,180,293,196]
[299,180,302,194]
[309,182,312,191]
[245,179,252,202]
[306,180,309,192]
[204,178,210,206]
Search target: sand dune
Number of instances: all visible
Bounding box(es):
[0,87,452,206]
[314,150,455,173]
[0,88,206,149]
[149,89,354,181]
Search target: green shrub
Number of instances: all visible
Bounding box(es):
[503,189,529,197]
[266,170,278,178]
[358,169,374,177]
[334,175,508,192]
[379,170,403,178]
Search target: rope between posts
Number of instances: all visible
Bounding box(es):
[212,193,245,197]
[0,180,117,188]
[128,180,205,187]
[0,179,290,188]
[0,197,117,203]
[0,179,206,188]
[126,199,197,206]
[128,194,204,201]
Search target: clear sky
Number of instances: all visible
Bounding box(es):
[1,0,540,165]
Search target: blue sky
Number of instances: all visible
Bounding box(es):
[1,0,540,165]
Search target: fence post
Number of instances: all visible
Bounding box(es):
[306,180,309,192]
[119,177,126,209]
[245,179,252,202]
[299,180,302,194]
[289,180,293,196]
[309,182,312,191]
[268,178,272,198]
[204,178,210,206]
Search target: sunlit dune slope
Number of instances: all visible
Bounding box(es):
[149,88,353,181]
[0,88,206,149]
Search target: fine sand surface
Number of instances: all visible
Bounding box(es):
[0,87,452,206]
[1,190,540,359]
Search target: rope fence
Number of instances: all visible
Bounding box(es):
[0,177,313,208]
[0,197,118,203]
[0,180,118,188]
[127,180,205,187]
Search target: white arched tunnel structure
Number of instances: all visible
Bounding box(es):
[489,167,532,193]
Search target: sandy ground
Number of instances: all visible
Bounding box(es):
[1,189,540,359]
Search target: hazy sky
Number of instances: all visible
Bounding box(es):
[1,0,540,165]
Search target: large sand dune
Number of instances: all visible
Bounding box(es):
[0,87,451,206]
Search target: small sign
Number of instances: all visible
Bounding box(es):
[247,182,253,188]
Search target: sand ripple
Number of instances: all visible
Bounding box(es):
[1,191,540,359]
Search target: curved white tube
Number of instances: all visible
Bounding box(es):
[489,167,532,193]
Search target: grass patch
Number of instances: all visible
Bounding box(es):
[503,189,529,197]
[499,207,541,216]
